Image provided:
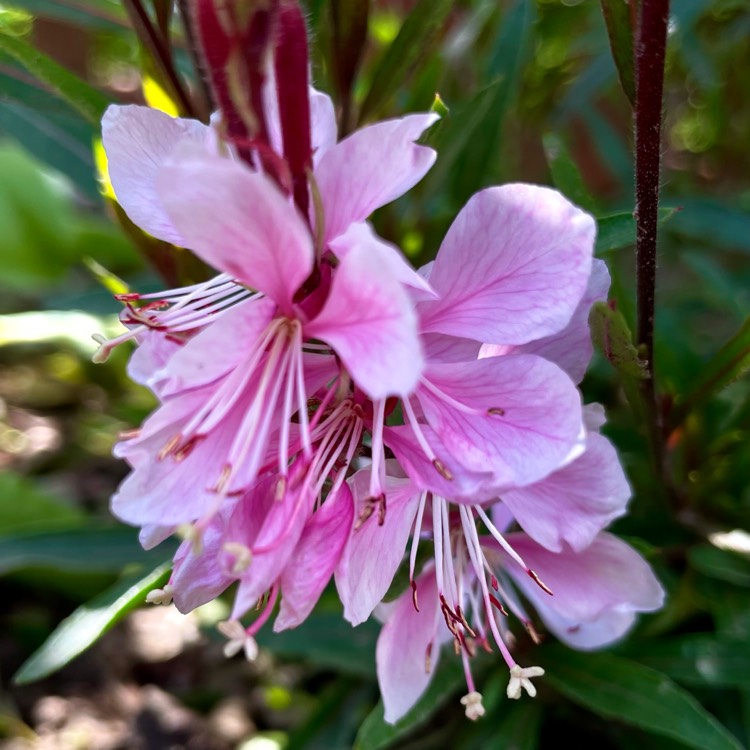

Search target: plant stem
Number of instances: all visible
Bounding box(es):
[634,0,669,470]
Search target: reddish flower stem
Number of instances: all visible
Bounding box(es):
[634,0,670,466]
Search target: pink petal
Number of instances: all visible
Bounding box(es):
[422,333,482,364]
[310,88,338,163]
[171,513,235,613]
[306,244,424,398]
[377,565,442,724]
[102,105,209,245]
[157,152,313,311]
[383,424,494,499]
[502,532,665,650]
[315,114,438,242]
[230,470,314,619]
[500,432,630,552]
[499,258,611,383]
[275,482,354,631]
[151,297,277,397]
[139,524,174,550]
[335,471,420,626]
[329,222,437,300]
[127,332,184,393]
[417,355,584,488]
[418,185,595,345]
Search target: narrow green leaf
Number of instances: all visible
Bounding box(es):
[492,700,541,749]
[689,545,750,587]
[543,648,744,750]
[0,29,112,124]
[623,636,750,689]
[452,0,534,201]
[600,0,636,106]
[669,198,750,254]
[13,562,170,684]
[329,0,370,131]
[543,132,597,213]
[589,301,648,378]
[670,315,750,428]
[0,526,177,575]
[358,0,452,122]
[354,659,465,750]
[596,208,677,254]
[0,472,83,534]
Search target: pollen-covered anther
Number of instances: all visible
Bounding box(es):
[145,584,174,605]
[526,621,543,645]
[487,407,505,416]
[432,458,453,480]
[274,475,287,501]
[460,691,485,721]
[223,542,253,574]
[158,434,182,461]
[507,665,545,700]
[177,523,203,555]
[217,620,259,661]
[527,569,554,596]
[410,580,419,612]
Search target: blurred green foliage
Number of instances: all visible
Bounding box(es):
[1,0,750,748]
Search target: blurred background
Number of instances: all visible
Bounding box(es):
[1,0,750,748]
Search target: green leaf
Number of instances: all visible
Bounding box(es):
[600,0,636,106]
[358,0,452,122]
[256,610,379,677]
[3,0,129,32]
[0,28,112,124]
[354,659,465,750]
[0,472,83,534]
[670,315,750,428]
[543,132,597,213]
[596,208,677,254]
[13,562,170,684]
[669,198,750,254]
[689,545,750,587]
[623,636,750,689]
[543,648,744,750]
[589,301,648,378]
[0,526,177,575]
[450,0,534,202]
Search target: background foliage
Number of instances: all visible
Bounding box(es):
[1,0,750,748]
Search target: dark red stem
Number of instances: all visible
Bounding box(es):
[634,0,670,462]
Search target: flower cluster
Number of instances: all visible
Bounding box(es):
[97,66,663,721]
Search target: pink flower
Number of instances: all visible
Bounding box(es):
[99,92,437,534]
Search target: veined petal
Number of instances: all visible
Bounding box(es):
[418,185,595,345]
[486,258,610,383]
[230,474,314,619]
[306,244,424,398]
[383,424,494,500]
[418,355,584,488]
[500,432,630,552]
[377,565,442,724]
[310,88,338,164]
[336,471,420,626]
[157,152,314,311]
[152,297,277,398]
[315,114,438,242]
[329,222,437,300]
[171,513,235,613]
[102,105,209,245]
[501,532,665,650]
[275,482,354,631]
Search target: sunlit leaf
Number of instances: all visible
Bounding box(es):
[13,562,170,684]
[0,27,112,124]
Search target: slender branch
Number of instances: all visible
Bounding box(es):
[634,0,670,468]
[122,0,197,118]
